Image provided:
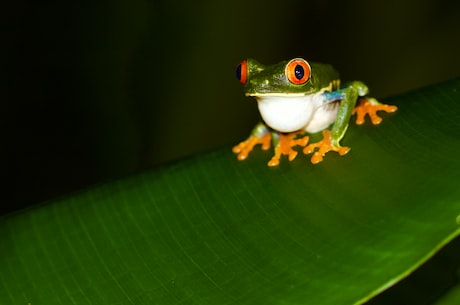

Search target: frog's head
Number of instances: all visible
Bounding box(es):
[236,58,322,132]
[236,58,318,96]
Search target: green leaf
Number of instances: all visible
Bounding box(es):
[434,282,460,305]
[2,78,460,305]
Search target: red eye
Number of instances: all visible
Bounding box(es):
[285,58,311,85]
[236,60,248,84]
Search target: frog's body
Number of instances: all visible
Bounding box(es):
[233,58,397,166]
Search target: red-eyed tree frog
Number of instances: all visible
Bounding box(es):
[233,58,397,166]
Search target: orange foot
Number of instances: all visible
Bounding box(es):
[303,130,350,164]
[268,132,309,166]
[353,98,398,125]
[233,133,271,161]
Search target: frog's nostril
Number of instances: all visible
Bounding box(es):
[252,79,269,87]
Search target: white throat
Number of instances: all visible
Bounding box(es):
[256,94,321,133]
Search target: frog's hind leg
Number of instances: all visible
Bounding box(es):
[233,122,271,161]
[353,97,398,125]
[268,132,310,166]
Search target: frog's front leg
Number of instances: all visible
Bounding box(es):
[267,131,310,166]
[303,84,359,164]
[233,123,309,166]
[233,122,271,161]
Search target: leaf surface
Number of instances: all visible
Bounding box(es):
[2,78,460,305]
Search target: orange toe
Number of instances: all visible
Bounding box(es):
[233,133,271,161]
[267,132,309,166]
[303,130,350,164]
[353,98,397,125]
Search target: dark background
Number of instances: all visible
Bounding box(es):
[4,0,460,214]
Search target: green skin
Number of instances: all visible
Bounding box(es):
[243,58,369,148]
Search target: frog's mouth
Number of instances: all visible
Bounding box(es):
[250,94,318,133]
[245,92,307,97]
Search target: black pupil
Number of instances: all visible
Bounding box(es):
[294,64,304,80]
[236,64,242,80]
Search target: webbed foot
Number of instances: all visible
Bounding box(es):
[268,132,309,166]
[353,97,398,125]
[303,130,350,164]
[233,132,271,161]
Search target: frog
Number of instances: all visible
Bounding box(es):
[233,57,397,166]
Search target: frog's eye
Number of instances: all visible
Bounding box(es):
[236,60,248,84]
[285,58,311,85]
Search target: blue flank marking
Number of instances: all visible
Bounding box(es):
[321,89,347,103]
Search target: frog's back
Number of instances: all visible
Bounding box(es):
[310,62,340,92]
